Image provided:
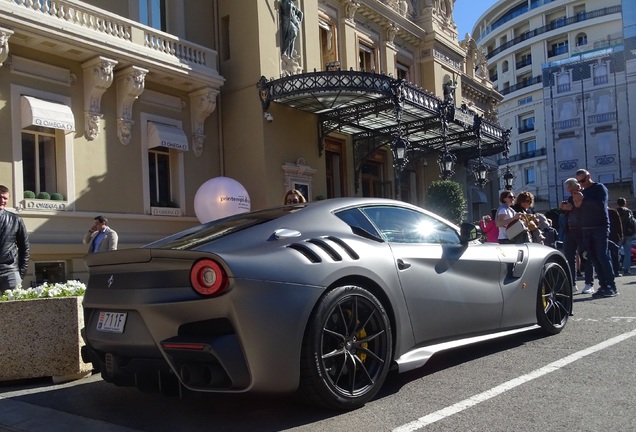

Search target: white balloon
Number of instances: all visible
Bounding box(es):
[194,177,251,223]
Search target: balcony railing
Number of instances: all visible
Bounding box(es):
[557,83,571,93]
[548,44,569,58]
[500,75,542,95]
[516,57,532,69]
[1,0,219,79]
[478,0,558,42]
[554,118,581,129]
[588,112,617,124]
[594,75,609,85]
[486,6,622,59]
[497,147,547,164]
[518,123,535,134]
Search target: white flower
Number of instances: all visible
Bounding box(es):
[1,281,86,302]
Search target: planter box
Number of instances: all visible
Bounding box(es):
[21,199,69,211]
[0,296,91,382]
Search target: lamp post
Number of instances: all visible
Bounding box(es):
[500,128,514,190]
[437,98,456,179]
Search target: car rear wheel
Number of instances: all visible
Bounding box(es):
[299,285,392,410]
[537,261,572,334]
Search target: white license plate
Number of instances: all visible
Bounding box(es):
[96,311,127,333]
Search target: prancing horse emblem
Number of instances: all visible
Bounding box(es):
[107,275,114,288]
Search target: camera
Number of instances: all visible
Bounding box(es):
[264,112,273,123]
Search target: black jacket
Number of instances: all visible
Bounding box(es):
[0,210,30,277]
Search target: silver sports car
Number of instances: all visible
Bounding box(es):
[82,198,573,410]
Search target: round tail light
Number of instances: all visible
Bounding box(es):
[190,259,228,296]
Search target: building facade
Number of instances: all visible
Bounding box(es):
[472,0,633,211]
[0,0,505,286]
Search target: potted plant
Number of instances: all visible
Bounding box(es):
[0,281,92,383]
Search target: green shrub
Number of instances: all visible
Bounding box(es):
[24,190,36,199]
[37,191,51,200]
[50,193,64,201]
[425,180,467,225]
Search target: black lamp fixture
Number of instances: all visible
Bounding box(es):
[392,135,409,170]
[500,128,514,190]
[503,167,515,191]
[438,148,457,179]
[437,98,456,179]
[473,157,490,188]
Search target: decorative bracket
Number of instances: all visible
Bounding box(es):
[189,87,219,158]
[0,27,14,67]
[82,56,117,141]
[116,66,148,145]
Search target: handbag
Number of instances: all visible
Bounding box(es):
[506,219,527,239]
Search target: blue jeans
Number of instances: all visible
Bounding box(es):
[622,235,633,273]
[582,228,615,290]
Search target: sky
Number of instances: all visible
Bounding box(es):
[453,0,498,39]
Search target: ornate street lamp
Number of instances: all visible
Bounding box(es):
[438,149,457,179]
[503,167,515,190]
[392,135,409,170]
[473,158,490,188]
[500,128,515,190]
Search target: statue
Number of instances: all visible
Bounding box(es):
[280,0,303,58]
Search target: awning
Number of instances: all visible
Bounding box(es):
[148,122,189,151]
[21,95,75,132]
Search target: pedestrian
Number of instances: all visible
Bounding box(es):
[616,197,635,275]
[283,189,306,205]
[495,191,522,244]
[479,208,498,243]
[83,215,118,253]
[0,185,30,293]
[573,169,618,297]
[560,178,584,292]
[511,191,536,243]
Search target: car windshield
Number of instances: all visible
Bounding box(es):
[144,206,304,250]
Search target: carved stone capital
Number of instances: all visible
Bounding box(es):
[117,119,134,146]
[85,113,102,141]
[344,0,360,22]
[116,66,148,145]
[192,134,205,158]
[386,23,399,45]
[0,27,14,67]
[82,57,117,140]
[189,87,219,157]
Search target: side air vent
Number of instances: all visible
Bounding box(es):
[287,236,361,263]
[306,238,342,261]
[287,243,322,263]
[325,236,360,260]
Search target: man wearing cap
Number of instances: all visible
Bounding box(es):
[83,215,118,253]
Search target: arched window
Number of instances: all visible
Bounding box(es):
[502,60,509,73]
[576,33,588,46]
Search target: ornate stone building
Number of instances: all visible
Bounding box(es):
[0,0,505,285]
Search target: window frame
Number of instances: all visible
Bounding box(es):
[10,85,75,210]
[141,113,186,216]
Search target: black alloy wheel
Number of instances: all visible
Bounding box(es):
[537,261,572,334]
[299,285,392,410]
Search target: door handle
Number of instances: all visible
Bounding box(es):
[397,259,411,270]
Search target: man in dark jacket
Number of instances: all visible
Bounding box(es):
[0,185,30,293]
[616,197,634,275]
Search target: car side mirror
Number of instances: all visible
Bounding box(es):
[459,222,480,244]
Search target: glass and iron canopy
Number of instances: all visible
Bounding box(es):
[258,70,509,190]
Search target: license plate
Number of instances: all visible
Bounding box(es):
[96,311,127,333]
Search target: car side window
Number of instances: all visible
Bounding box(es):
[335,208,382,239]
[361,206,460,245]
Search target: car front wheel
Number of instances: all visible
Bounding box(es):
[299,285,392,410]
[537,261,572,334]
